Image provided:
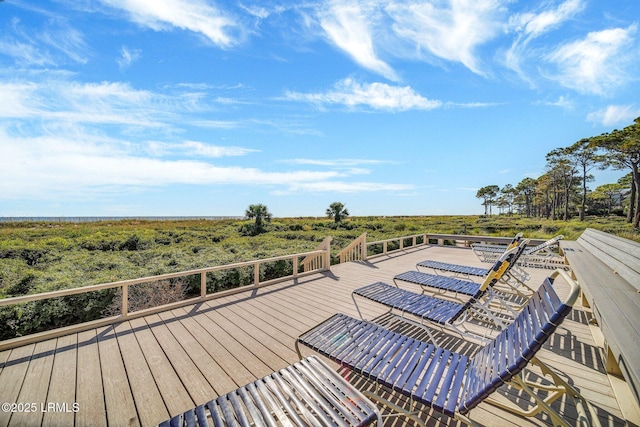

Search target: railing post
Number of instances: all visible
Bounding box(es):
[254,262,260,286]
[121,285,128,318]
[361,233,367,261]
[293,256,298,277]
[201,272,207,297]
[323,238,332,270]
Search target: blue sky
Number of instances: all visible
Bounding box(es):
[1,0,639,217]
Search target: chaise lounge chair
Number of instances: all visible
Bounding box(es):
[406,239,533,303]
[472,235,564,269]
[351,246,521,343]
[296,270,599,427]
[157,356,382,427]
[400,240,533,298]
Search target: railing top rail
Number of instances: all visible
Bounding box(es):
[365,233,425,246]
[363,233,547,248]
[336,233,366,255]
[0,248,327,307]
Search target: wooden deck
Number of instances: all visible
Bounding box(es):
[0,245,634,426]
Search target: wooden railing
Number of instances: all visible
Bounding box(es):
[365,233,428,259]
[0,248,330,351]
[301,237,332,271]
[338,233,367,263]
[337,232,540,263]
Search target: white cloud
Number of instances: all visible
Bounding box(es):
[444,101,501,108]
[318,1,398,81]
[385,0,505,76]
[98,0,242,48]
[587,105,640,126]
[0,79,196,128]
[39,25,89,65]
[277,181,414,194]
[282,158,396,176]
[0,38,55,67]
[545,24,637,95]
[0,129,340,199]
[117,46,141,68]
[0,17,88,66]
[285,159,392,167]
[509,0,584,38]
[504,0,585,85]
[285,78,441,111]
[144,140,258,157]
[0,127,414,200]
[539,95,574,109]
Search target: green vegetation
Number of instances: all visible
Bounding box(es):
[326,202,349,223]
[476,117,640,227]
[1,215,638,340]
[242,204,273,235]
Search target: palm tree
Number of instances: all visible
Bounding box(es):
[245,204,272,234]
[326,202,349,223]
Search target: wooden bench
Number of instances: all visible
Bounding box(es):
[560,228,640,405]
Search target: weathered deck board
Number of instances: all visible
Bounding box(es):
[0,245,632,427]
[170,306,255,391]
[42,334,77,427]
[0,344,35,427]
[127,316,193,417]
[113,320,168,427]
[75,329,106,427]
[143,313,216,407]
[10,339,56,427]
[97,325,140,427]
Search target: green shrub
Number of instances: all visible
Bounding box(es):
[0,289,115,340]
[5,273,37,297]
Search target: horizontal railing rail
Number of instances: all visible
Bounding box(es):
[337,233,367,263]
[366,233,428,259]
[0,248,330,350]
[339,233,547,263]
[301,237,333,271]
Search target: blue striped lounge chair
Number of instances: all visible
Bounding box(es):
[472,235,564,268]
[351,246,521,343]
[296,270,599,427]
[469,232,523,263]
[157,356,382,427]
[406,239,533,302]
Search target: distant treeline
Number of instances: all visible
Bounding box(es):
[476,116,640,227]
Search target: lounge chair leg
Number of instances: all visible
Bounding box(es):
[454,412,482,427]
[530,357,602,427]
[485,357,601,427]
[362,391,426,427]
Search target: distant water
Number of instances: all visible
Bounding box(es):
[0,216,243,223]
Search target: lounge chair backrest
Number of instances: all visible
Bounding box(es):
[507,232,523,249]
[459,272,579,414]
[449,242,527,323]
[477,239,528,292]
[495,237,529,277]
[525,235,563,254]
